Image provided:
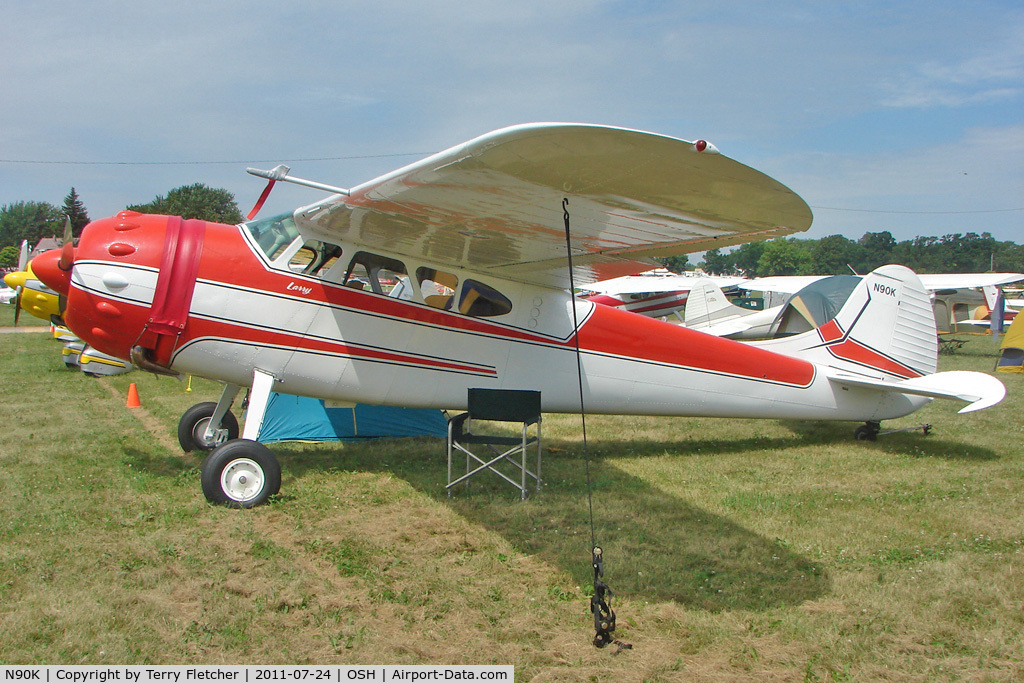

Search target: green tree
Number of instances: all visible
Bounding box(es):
[892,235,944,273]
[656,255,690,273]
[0,201,64,250]
[731,241,767,277]
[62,188,90,236]
[943,232,997,272]
[993,240,1024,272]
[699,248,732,275]
[811,234,863,275]
[128,183,244,224]
[857,231,896,272]
[0,245,18,268]
[757,238,813,276]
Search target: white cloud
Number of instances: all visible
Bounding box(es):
[878,19,1024,108]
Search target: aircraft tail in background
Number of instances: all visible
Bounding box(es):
[683,279,777,338]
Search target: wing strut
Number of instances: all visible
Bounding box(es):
[245,165,351,220]
[564,198,632,653]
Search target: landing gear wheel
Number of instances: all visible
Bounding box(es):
[201,439,281,508]
[178,402,239,452]
[854,423,880,441]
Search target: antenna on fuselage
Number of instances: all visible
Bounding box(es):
[244,165,351,220]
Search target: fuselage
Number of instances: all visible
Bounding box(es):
[35,211,928,422]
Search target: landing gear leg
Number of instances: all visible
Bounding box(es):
[200,369,282,508]
[854,421,881,441]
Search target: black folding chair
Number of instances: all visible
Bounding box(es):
[446,388,542,500]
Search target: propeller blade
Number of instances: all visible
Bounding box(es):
[17,240,29,272]
[13,286,22,326]
[58,216,74,272]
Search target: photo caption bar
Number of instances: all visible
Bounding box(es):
[0,667,513,683]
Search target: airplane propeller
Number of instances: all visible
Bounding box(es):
[58,216,75,272]
[13,285,22,326]
[56,216,74,323]
[10,238,28,327]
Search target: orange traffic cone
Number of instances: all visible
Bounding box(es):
[126,383,141,409]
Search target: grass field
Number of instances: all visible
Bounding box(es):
[0,327,1021,681]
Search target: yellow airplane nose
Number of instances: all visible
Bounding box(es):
[6,264,63,321]
[3,270,26,289]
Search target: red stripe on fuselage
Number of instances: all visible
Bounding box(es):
[580,304,816,386]
[176,316,498,377]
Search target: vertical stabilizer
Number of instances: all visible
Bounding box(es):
[683,280,735,328]
[754,265,937,379]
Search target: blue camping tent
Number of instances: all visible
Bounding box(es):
[257,392,447,443]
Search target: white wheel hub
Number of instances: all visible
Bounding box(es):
[221,458,265,502]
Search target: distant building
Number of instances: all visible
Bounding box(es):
[30,237,63,260]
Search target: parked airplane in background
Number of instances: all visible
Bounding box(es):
[3,262,62,324]
[682,271,1024,338]
[32,123,1005,508]
[919,273,1022,333]
[582,270,745,319]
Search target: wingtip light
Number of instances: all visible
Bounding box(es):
[694,140,720,154]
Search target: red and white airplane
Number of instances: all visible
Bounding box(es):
[582,269,746,319]
[32,123,1005,507]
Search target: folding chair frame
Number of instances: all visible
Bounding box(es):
[446,389,542,500]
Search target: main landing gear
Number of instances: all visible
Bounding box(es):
[854,421,881,441]
[178,370,282,508]
[853,420,932,441]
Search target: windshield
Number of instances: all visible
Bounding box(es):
[244,212,300,260]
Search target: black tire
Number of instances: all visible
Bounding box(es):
[854,425,878,441]
[200,439,281,508]
[177,402,240,452]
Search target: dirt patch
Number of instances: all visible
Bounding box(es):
[96,377,182,454]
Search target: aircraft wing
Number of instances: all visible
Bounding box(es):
[918,273,1024,290]
[738,275,827,294]
[296,123,812,289]
[586,273,746,296]
[825,369,1006,414]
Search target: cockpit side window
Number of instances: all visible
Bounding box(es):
[344,251,408,295]
[244,212,300,261]
[289,239,344,277]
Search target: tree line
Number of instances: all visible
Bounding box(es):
[692,231,1024,277]
[2,185,1021,276]
[0,184,243,268]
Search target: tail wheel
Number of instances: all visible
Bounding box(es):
[201,439,281,508]
[178,402,240,452]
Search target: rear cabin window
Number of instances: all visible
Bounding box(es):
[458,279,513,317]
[416,267,458,310]
[345,251,408,295]
[342,252,512,318]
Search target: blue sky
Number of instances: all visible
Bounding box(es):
[2,0,1021,243]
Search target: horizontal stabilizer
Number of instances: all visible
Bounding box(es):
[826,370,1006,413]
